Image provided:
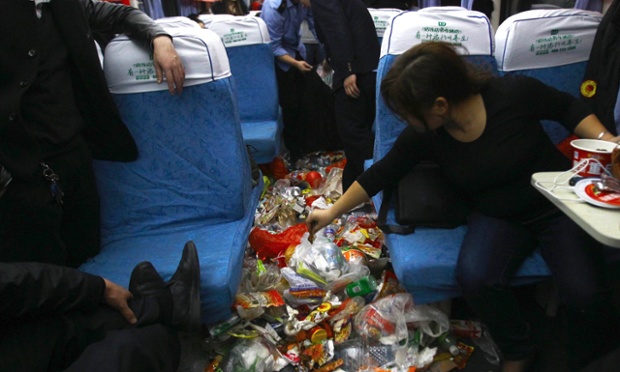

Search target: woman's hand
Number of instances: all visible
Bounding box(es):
[102,278,137,325]
[606,135,620,145]
[306,208,335,235]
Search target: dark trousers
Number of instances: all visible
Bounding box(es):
[275,63,306,160]
[0,139,100,267]
[334,72,376,191]
[0,296,179,372]
[456,210,619,366]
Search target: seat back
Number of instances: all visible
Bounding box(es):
[206,16,278,124]
[197,13,237,28]
[99,27,252,243]
[206,15,282,163]
[375,7,496,166]
[155,16,201,30]
[495,8,602,144]
[367,7,404,46]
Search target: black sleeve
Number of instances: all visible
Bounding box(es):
[81,0,169,50]
[0,262,105,322]
[511,75,593,132]
[357,126,429,196]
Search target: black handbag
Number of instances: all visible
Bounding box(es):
[377,161,470,234]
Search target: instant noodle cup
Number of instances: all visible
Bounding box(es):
[570,139,615,177]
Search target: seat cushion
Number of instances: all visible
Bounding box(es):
[81,179,263,324]
[241,119,283,164]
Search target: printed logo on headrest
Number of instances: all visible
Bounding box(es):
[416,21,468,46]
[222,28,248,45]
[580,80,596,98]
[373,16,389,33]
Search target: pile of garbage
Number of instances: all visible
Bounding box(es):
[202,151,499,372]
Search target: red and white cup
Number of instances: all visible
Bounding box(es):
[571,139,615,177]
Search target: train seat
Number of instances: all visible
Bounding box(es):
[367,7,404,46]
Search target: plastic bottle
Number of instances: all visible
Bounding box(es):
[324,224,337,241]
[436,330,460,356]
[345,276,377,298]
[207,314,242,338]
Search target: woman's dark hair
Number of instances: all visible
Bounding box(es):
[380,42,491,126]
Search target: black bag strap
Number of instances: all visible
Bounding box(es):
[377,187,416,235]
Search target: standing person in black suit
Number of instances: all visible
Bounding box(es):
[0,0,185,267]
[310,0,380,191]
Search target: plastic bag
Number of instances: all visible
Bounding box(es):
[248,223,308,259]
[291,235,350,286]
[238,259,283,293]
[219,338,276,372]
[354,293,414,346]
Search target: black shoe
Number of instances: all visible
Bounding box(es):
[129,261,166,298]
[167,241,201,333]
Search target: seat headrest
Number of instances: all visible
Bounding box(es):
[104,28,231,94]
[206,15,271,47]
[381,7,494,57]
[367,8,404,38]
[197,14,237,28]
[495,9,602,72]
[155,16,202,30]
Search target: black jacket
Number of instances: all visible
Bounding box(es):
[582,0,620,135]
[0,262,104,325]
[0,0,168,179]
[311,0,380,90]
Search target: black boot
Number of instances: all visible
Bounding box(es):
[129,261,166,297]
[167,241,201,333]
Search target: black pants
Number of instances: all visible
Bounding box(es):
[334,72,376,191]
[0,296,180,372]
[0,139,100,267]
[275,63,306,160]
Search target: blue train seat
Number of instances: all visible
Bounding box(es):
[79,27,262,324]
[373,6,552,305]
[495,8,602,145]
[206,15,283,164]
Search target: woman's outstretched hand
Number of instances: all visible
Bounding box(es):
[306,208,334,236]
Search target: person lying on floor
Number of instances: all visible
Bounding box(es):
[0,241,201,372]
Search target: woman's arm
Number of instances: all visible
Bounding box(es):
[573,114,620,143]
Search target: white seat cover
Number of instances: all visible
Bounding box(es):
[206,15,271,47]
[381,7,494,58]
[368,8,403,38]
[495,9,602,72]
[105,28,231,94]
[155,16,201,29]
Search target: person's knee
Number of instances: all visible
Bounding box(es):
[456,262,503,296]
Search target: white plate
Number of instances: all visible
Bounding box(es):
[574,178,620,209]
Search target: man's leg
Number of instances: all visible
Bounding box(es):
[0,169,67,265]
[334,72,376,191]
[0,140,98,267]
[64,324,180,372]
[275,64,306,161]
[53,141,101,267]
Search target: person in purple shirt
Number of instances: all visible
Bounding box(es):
[261,0,314,161]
